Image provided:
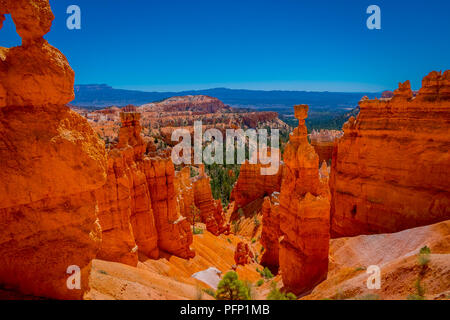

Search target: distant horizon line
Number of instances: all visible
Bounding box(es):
[74,83,390,94]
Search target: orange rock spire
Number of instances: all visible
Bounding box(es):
[277,105,331,295]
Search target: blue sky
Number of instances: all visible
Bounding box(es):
[1,0,449,92]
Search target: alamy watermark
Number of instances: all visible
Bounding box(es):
[366,5,381,30]
[66,5,81,30]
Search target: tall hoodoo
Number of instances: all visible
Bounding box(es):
[330,71,450,238]
[278,105,331,295]
[0,0,107,299]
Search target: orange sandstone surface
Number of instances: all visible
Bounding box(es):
[303,220,450,300]
[0,0,106,299]
[86,231,264,300]
[97,110,195,264]
[330,72,450,238]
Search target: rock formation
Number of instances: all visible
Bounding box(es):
[95,111,157,265]
[278,105,331,295]
[234,242,254,266]
[175,167,196,223]
[146,157,195,258]
[309,129,343,164]
[230,151,282,218]
[260,194,281,273]
[0,0,106,299]
[193,168,230,235]
[97,110,195,261]
[330,71,450,237]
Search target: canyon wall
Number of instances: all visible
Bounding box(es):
[0,0,107,299]
[278,105,331,295]
[330,71,450,238]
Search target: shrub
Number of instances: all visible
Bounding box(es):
[216,271,251,300]
[256,279,264,287]
[266,282,296,300]
[418,246,431,266]
[407,246,431,300]
[193,227,204,235]
[203,288,216,298]
[257,267,274,279]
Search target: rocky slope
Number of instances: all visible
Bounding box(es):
[303,220,450,300]
[0,0,106,299]
[330,71,450,238]
[86,230,263,300]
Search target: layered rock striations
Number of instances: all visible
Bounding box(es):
[330,72,450,238]
[0,0,106,299]
[97,111,195,262]
[278,105,331,295]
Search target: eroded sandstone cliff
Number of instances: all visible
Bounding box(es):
[0,0,106,299]
[330,71,450,237]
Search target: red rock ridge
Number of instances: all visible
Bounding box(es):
[278,105,331,295]
[0,0,106,299]
[330,71,450,238]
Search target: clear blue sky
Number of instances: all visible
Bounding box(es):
[1,0,449,92]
